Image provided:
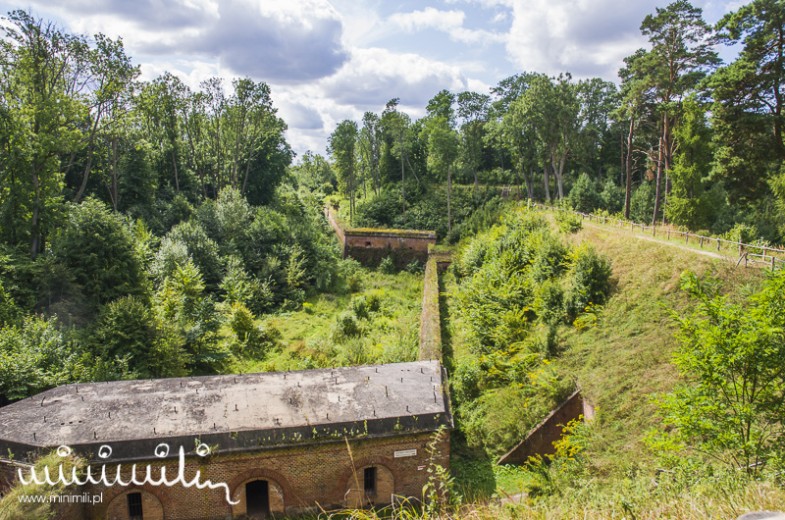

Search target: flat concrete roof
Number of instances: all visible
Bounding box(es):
[0,361,450,461]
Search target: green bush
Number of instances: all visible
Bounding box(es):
[600,179,625,213]
[555,210,582,234]
[568,173,601,213]
[333,311,363,340]
[378,256,396,274]
[630,182,656,223]
[563,244,613,320]
[350,293,381,320]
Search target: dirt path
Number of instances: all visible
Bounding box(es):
[582,220,737,263]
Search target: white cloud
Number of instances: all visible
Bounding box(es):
[321,47,468,107]
[388,6,505,45]
[389,7,465,32]
[505,0,653,79]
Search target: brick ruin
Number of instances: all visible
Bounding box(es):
[325,206,436,268]
[0,362,451,519]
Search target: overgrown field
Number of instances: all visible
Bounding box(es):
[238,264,423,373]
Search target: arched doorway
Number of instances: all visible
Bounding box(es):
[245,480,270,519]
[230,475,285,518]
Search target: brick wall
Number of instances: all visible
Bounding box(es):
[324,206,436,268]
[73,431,449,520]
[497,390,591,465]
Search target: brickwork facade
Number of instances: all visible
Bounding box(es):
[64,431,449,519]
[325,206,436,268]
[497,390,592,464]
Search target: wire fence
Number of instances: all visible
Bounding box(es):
[527,201,785,270]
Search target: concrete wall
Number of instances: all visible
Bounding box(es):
[497,390,593,465]
[36,431,449,519]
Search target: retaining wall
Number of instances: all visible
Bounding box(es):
[497,390,594,465]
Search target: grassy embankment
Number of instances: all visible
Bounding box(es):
[440,210,785,518]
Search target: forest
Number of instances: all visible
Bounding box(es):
[1,0,785,518]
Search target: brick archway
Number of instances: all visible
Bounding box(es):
[103,488,164,520]
[229,468,292,517]
[337,456,397,508]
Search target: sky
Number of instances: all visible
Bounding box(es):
[0,0,749,158]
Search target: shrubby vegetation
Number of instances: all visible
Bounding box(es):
[449,209,611,455]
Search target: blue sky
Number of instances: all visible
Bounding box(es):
[0,0,748,157]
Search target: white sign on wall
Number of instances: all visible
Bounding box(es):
[393,449,417,458]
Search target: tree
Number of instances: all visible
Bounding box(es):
[136,72,188,194]
[51,197,147,307]
[664,97,717,229]
[381,99,411,214]
[359,112,383,196]
[659,270,785,472]
[423,116,459,233]
[638,0,718,225]
[457,91,490,186]
[616,49,656,218]
[329,119,359,224]
[710,0,784,205]
[70,33,138,203]
[0,11,85,257]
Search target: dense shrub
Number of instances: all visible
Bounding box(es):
[568,173,601,213]
[630,182,656,223]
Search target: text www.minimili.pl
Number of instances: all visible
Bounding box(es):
[17,443,239,505]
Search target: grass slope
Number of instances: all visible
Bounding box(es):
[557,222,763,476]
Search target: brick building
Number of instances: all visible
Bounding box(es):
[0,361,452,519]
[324,206,437,268]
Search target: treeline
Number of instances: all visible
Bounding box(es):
[0,11,341,403]
[320,0,785,243]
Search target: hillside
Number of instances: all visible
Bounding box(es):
[438,211,785,519]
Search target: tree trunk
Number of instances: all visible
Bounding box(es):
[543,164,551,202]
[31,167,41,259]
[447,164,452,234]
[110,137,119,211]
[400,151,405,215]
[525,166,534,200]
[624,115,635,219]
[652,133,665,226]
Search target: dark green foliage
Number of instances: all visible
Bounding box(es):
[50,198,147,307]
[600,179,625,213]
[164,221,223,290]
[0,316,81,404]
[350,293,381,319]
[333,311,363,339]
[378,256,396,275]
[90,295,157,378]
[630,182,656,223]
[563,245,613,320]
[568,173,601,212]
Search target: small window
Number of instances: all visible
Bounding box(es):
[127,492,143,520]
[364,467,377,495]
[365,241,372,247]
